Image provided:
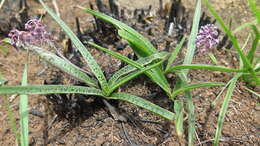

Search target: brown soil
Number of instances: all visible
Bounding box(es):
[0,0,259,146]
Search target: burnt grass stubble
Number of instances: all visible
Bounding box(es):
[0,0,236,145]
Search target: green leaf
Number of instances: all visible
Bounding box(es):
[248,0,260,24]
[214,74,241,146]
[109,52,169,85]
[110,93,175,120]
[171,82,225,98]
[175,73,195,146]
[89,42,171,94]
[165,36,186,72]
[232,19,257,34]
[89,42,143,69]
[0,45,9,55]
[174,100,184,137]
[117,30,171,93]
[247,25,259,64]
[180,1,201,145]
[208,53,218,65]
[109,60,164,93]
[211,78,233,106]
[39,0,109,94]
[118,29,154,57]
[1,38,12,44]
[3,97,20,143]
[79,7,157,56]
[20,65,29,146]
[183,0,201,75]
[183,90,195,146]
[0,85,104,96]
[168,64,244,73]
[117,31,171,95]
[30,45,98,88]
[0,38,11,55]
[244,87,260,98]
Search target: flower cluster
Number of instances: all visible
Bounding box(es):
[196,24,219,53]
[8,19,51,49]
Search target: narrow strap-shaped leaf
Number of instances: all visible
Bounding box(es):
[171,82,225,98]
[4,96,20,142]
[244,87,260,98]
[117,30,171,94]
[174,100,184,137]
[79,7,157,55]
[247,25,259,63]
[186,91,195,146]
[20,65,29,146]
[0,85,104,96]
[89,42,143,69]
[214,73,241,146]
[110,93,175,120]
[232,19,257,34]
[165,36,186,72]
[119,30,172,93]
[39,0,109,94]
[183,0,201,76]
[248,0,260,24]
[208,53,218,65]
[168,64,244,73]
[211,78,233,106]
[30,46,98,88]
[179,1,201,145]
[109,60,164,94]
[89,42,171,94]
[147,69,171,95]
[109,52,168,85]
[118,30,154,57]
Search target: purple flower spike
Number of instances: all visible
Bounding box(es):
[8,18,52,49]
[196,24,219,53]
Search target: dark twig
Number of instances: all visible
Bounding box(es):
[139,119,162,125]
[109,0,120,19]
[89,3,98,30]
[96,0,106,13]
[19,0,29,25]
[121,122,137,145]
[43,99,49,146]
[29,109,44,118]
[75,17,83,41]
[102,99,127,122]
[159,0,163,17]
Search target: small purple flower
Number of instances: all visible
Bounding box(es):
[25,19,41,31]
[8,29,20,49]
[20,31,34,43]
[196,24,219,53]
[8,19,51,49]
